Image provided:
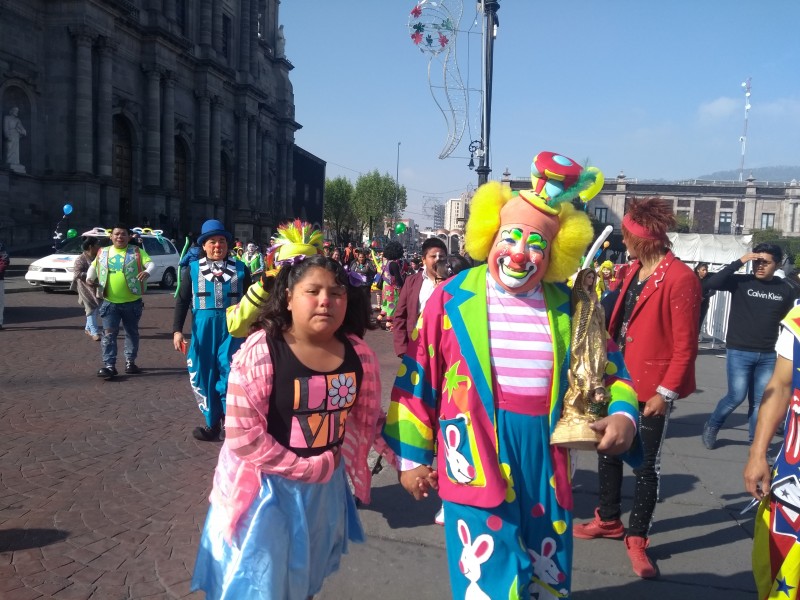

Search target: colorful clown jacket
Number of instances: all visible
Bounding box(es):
[753,304,800,599]
[383,264,639,509]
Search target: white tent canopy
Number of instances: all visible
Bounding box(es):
[664,233,753,345]
[667,233,752,269]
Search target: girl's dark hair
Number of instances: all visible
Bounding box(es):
[694,262,709,275]
[383,241,404,260]
[81,237,99,251]
[256,254,374,338]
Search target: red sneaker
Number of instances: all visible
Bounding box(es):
[573,508,625,539]
[625,535,657,578]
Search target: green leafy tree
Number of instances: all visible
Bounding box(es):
[351,170,407,241]
[671,214,695,233]
[751,227,782,246]
[323,177,356,246]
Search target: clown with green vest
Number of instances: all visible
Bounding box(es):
[87,223,154,378]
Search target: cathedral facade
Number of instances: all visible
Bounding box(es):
[0,0,318,247]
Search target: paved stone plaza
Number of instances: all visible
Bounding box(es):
[0,285,769,599]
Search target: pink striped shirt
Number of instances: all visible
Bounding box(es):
[487,279,553,413]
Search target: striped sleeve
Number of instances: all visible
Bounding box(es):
[224,330,336,483]
[604,338,639,428]
[226,278,271,337]
[340,336,395,504]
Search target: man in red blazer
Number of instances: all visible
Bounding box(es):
[393,237,448,357]
[574,197,701,579]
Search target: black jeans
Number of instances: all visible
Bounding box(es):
[596,405,670,538]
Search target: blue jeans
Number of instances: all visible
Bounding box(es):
[98,299,143,367]
[85,306,101,336]
[708,348,776,442]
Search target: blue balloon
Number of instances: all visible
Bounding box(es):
[63,203,73,215]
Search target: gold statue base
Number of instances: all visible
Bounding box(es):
[551,417,602,451]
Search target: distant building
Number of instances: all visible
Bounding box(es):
[0,0,322,248]
[505,171,800,238]
[444,195,468,232]
[432,203,445,230]
[291,146,324,232]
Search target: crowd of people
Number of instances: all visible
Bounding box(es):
[54,149,800,599]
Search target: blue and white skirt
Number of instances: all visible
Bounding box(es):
[191,462,364,599]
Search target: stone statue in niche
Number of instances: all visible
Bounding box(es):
[276,25,286,58]
[3,107,27,173]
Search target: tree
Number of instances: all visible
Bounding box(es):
[351,170,407,241]
[751,227,782,246]
[671,214,695,233]
[323,177,356,246]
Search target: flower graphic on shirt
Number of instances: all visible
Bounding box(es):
[328,373,356,408]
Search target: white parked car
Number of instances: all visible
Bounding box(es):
[25,229,180,292]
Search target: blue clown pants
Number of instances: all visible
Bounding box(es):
[187,309,243,428]
[442,410,572,600]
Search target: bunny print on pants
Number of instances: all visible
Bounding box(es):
[456,519,494,600]
[529,537,568,599]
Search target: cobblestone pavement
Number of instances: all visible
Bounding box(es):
[0,285,763,599]
[0,287,401,600]
[1,290,218,599]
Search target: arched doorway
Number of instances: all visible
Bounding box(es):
[174,138,189,238]
[112,115,133,223]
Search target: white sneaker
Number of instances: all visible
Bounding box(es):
[434,505,444,526]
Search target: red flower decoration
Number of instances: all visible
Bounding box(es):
[411,5,422,17]
[411,31,423,45]
[438,32,449,47]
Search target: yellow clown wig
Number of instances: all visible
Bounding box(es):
[465,154,603,283]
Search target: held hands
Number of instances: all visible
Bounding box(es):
[591,413,636,455]
[399,465,439,500]
[136,271,150,281]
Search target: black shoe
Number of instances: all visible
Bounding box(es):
[192,423,222,441]
[97,366,118,379]
[125,362,142,375]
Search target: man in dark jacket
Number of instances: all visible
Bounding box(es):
[702,243,798,449]
[392,237,447,356]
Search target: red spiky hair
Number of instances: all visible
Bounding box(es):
[622,196,675,258]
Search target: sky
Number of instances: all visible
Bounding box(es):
[280,1,800,228]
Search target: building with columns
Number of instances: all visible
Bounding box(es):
[0,0,321,248]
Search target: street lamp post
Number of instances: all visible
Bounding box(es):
[473,0,499,187]
[739,78,752,183]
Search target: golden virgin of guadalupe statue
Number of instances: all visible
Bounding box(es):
[551,267,610,449]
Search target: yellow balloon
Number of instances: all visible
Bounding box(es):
[578,167,605,203]
[603,241,610,248]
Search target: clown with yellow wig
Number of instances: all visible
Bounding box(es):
[383,152,640,599]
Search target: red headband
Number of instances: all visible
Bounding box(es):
[622,214,663,241]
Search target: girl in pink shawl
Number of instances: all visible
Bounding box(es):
[192,227,392,599]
